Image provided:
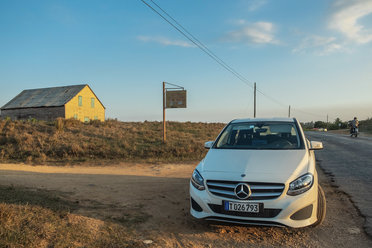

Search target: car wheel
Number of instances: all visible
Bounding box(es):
[312,185,326,227]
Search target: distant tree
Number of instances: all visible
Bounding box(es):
[314,121,327,129]
[359,118,372,132]
[328,124,339,130]
[301,122,314,130]
[332,117,348,129]
[340,122,348,129]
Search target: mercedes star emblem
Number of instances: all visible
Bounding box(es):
[234,183,251,199]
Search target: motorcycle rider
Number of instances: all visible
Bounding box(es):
[350,117,359,136]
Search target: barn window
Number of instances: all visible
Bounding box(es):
[91,98,95,108]
[78,96,82,106]
[94,116,98,120]
[74,114,78,120]
[84,117,89,122]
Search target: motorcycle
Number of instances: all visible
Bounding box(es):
[350,127,358,137]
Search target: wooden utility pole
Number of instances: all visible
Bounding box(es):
[288,105,291,118]
[254,82,256,118]
[163,82,166,143]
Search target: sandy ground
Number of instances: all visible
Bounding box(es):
[0,162,371,247]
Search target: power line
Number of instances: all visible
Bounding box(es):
[140,0,254,89]
[140,0,333,121]
[256,88,288,108]
[143,0,293,108]
[291,107,331,120]
[148,0,255,89]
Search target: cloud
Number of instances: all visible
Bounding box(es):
[137,36,194,48]
[233,19,247,25]
[329,0,372,44]
[292,0,372,55]
[224,22,279,45]
[246,0,268,12]
[292,35,346,55]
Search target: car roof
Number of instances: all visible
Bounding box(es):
[231,117,296,124]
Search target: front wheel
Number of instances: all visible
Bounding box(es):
[311,185,326,227]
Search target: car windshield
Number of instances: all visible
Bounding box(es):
[215,122,302,150]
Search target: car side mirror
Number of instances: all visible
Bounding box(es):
[204,141,214,149]
[309,141,323,150]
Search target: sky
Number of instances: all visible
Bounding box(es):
[0,0,371,123]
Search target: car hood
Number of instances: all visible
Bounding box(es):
[199,149,309,183]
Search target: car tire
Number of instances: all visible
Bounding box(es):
[312,185,326,227]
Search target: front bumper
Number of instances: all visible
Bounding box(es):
[190,181,318,228]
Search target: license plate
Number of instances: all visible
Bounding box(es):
[224,201,260,213]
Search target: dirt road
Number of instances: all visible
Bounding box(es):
[0,163,371,247]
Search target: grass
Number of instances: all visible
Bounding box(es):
[0,185,146,248]
[0,119,225,164]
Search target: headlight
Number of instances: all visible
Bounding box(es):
[191,169,205,190]
[287,173,314,196]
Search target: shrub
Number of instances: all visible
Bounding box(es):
[55,118,64,132]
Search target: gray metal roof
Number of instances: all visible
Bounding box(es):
[1,85,87,110]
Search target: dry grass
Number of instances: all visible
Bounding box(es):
[0,185,145,248]
[0,119,225,164]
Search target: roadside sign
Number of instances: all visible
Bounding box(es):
[166,90,187,109]
[162,82,187,143]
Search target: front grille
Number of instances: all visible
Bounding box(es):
[208,204,281,218]
[206,180,285,200]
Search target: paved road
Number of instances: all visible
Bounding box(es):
[306,131,372,237]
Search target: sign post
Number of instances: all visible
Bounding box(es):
[163,82,166,143]
[162,82,187,143]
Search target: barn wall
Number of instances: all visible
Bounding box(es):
[1,106,65,121]
[65,85,105,122]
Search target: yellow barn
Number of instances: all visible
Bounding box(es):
[64,85,105,122]
[1,84,105,122]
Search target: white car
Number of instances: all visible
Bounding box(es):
[190,118,326,228]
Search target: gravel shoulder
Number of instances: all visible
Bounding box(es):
[0,162,371,247]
